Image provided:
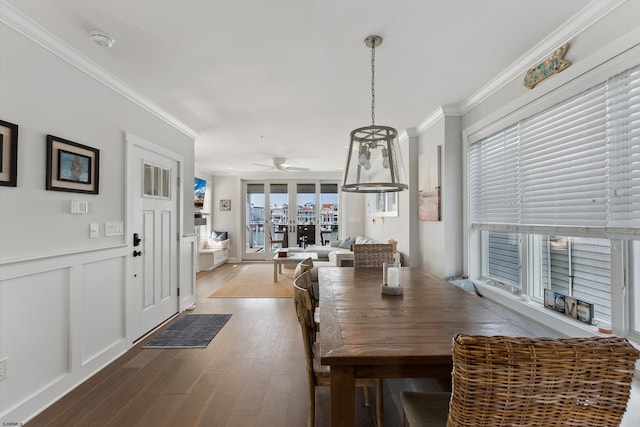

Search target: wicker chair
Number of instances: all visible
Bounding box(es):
[294,265,320,335]
[401,334,640,427]
[294,272,383,427]
[353,243,394,268]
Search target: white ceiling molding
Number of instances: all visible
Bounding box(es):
[0,0,199,140]
[457,0,627,115]
[415,105,461,136]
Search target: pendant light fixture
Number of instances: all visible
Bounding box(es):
[342,35,408,193]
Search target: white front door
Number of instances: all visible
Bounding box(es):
[128,135,179,341]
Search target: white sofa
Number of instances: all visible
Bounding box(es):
[288,235,386,266]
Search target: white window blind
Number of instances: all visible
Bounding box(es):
[469,63,640,239]
[607,67,640,234]
[519,84,608,228]
[541,236,611,324]
[469,125,519,226]
[487,231,521,288]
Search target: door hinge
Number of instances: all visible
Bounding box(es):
[177,287,180,297]
[177,176,180,186]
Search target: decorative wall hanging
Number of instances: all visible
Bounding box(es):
[46,135,99,194]
[0,119,19,187]
[419,144,441,221]
[523,43,571,89]
[219,199,231,211]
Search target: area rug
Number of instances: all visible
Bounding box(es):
[143,314,232,348]
[208,263,294,298]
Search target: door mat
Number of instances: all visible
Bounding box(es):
[143,314,232,348]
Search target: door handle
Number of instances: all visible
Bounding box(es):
[133,250,142,257]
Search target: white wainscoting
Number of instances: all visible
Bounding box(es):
[179,234,197,311]
[0,238,196,423]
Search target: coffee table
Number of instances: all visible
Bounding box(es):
[272,252,318,282]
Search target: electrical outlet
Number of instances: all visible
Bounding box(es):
[0,357,7,381]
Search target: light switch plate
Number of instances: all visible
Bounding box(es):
[105,221,124,236]
[90,223,100,238]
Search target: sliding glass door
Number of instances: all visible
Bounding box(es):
[242,180,339,260]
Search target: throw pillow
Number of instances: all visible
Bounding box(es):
[338,238,352,249]
[329,240,340,247]
[212,230,227,241]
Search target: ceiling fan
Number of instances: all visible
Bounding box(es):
[253,157,309,172]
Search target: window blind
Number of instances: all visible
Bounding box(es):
[487,231,521,288]
[542,236,611,324]
[519,83,608,228]
[469,63,640,239]
[469,125,519,226]
[607,66,640,234]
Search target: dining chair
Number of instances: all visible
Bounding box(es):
[294,262,320,330]
[294,273,384,427]
[269,223,286,251]
[353,243,394,268]
[401,334,640,427]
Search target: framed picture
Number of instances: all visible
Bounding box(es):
[46,135,99,194]
[0,119,19,187]
[419,144,441,221]
[219,199,231,211]
[366,192,398,217]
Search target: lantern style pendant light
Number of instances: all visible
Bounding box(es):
[342,35,408,193]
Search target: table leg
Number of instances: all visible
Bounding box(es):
[273,259,278,282]
[330,365,356,426]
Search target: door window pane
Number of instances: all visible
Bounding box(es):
[269,184,289,251]
[320,183,339,244]
[296,183,315,247]
[246,184,265,253]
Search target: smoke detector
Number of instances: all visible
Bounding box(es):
[90,31,115,48]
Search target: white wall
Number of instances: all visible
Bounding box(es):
[0,21,195,423]
[416,115,463,277]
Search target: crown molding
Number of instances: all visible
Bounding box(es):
[0,0,199,140]
[458,0,627,114]
[414,104,461,136]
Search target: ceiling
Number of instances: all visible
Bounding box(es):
[3,0,607,174]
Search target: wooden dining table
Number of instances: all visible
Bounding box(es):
[318,267,559,426]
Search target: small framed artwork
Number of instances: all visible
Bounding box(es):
[0,119,19,187]
[46,135,99,194]
[219,199,231,211]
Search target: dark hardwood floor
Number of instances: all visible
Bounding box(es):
[27,262,449,427]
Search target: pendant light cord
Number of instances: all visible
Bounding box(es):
[371,42,376,126]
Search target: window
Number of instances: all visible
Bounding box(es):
[483,231,521,289]
[143,162,170,199]
[471,63,640,333]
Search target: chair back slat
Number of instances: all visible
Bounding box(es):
[294,271,317,381]
[447,335,640,427]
